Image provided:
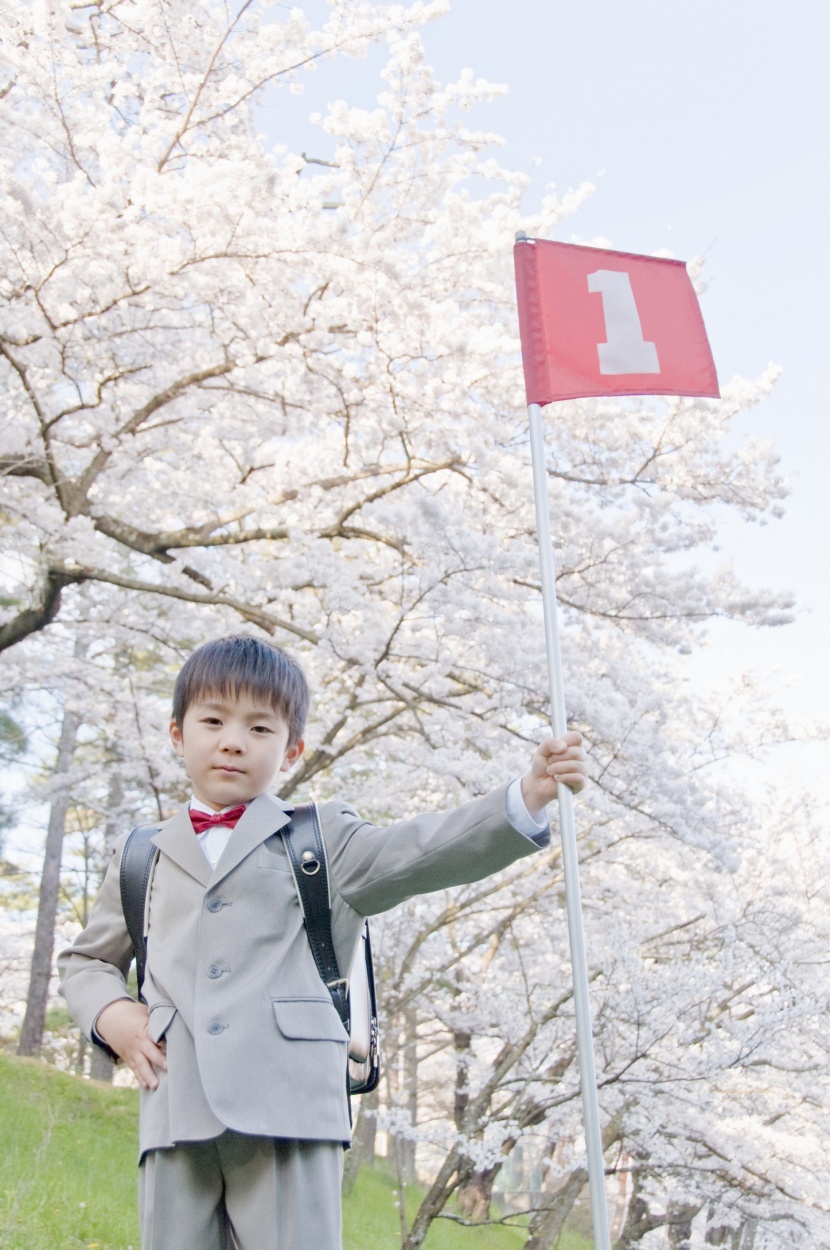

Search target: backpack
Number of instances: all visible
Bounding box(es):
[119,802,380,1096]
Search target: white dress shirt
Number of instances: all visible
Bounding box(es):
[189,798,244,869]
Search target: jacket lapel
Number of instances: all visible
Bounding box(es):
[152,807,213,888]
[210,792,294,887]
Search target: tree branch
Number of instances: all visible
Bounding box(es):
[0,568,80,651]
[49,563,319,643]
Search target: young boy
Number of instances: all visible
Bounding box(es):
[59,635,587,1250]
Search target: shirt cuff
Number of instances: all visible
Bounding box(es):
[505,777,549,844]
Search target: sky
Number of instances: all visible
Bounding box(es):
[268,0,829,802]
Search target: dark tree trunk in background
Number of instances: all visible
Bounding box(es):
[704,1209,743,1248]
[667,1201,701,1249]
[89,1044,116,1081]
[17,710,78,1056]
[524,1167,587,1250]
[401,1003,418,1183]
[739,1219,758,1249]
[457,1162,502,1223]
[342,1083,378,1192]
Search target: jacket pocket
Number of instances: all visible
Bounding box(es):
[272,996,348,1042]
[256,838,292,872]
[147,1002,177,1043]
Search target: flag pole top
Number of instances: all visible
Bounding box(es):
[515,229,529,243]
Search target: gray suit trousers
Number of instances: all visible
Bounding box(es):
[139,1132,343,1250]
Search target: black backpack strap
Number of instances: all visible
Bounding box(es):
[119,824,160,1002]
[283,803,350,1033]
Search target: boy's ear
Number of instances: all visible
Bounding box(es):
[169,720,185,758]
[280,738,304,773]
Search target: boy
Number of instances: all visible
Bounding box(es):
[59,635,587,1250]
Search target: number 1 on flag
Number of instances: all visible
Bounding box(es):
[587,269,660,375]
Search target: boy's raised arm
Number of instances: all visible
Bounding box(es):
[324,731,588,918]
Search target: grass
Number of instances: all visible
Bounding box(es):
[0,1053,140,1250]
[0,1053,591,1250]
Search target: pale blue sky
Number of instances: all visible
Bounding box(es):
[269,0,829,797]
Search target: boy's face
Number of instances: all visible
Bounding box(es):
[169,690,304,811]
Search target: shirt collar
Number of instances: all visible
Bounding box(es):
[189,796,250,816]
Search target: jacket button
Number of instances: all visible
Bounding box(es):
[207,1022,225,1035]
[207,898,223,913]
[207,965,222,979]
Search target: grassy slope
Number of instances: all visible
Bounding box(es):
[0,1054,589,1250]
[0,1054,139,1250]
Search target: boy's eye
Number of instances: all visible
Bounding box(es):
[252,725,274,734]
[202,717,222,726]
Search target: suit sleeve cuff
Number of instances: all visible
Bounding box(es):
[91,999,133,1063]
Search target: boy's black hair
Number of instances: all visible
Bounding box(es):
[172,635,310,744]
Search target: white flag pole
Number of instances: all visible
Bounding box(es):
[520,242,611,1249]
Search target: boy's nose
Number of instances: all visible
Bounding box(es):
[219,730,244,752]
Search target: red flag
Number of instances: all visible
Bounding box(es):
[514,238,719,404]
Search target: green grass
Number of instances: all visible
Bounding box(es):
[0,1053,140,1250]
[0,1053,591,1250]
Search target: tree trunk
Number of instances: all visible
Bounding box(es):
[102,757,125,858]
[610,1153,632,1243]
[342,1083,379,1193]
[74,1031,87,1076]
[458,1103,545,1221]
[401,1147,462,1250]
[401,1003,418,1183]
[523,1166,587,1250]
[526,1117,623,1250]
[704,1210,741,1248]
[739,1219,758,1249]
[667,1201,700,1250]
[453,1026,472,1126]
[400,1021,513,1248]
[393,1128,410,1245]
[612,1169,664,1249]
[457,1162,502,1223]
[17,709,79,1056]
[89,1046,116,1082]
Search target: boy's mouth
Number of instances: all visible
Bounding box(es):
[215,765,243,774]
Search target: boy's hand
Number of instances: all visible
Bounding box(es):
[95,999,168,1090]
[521,731,587,818]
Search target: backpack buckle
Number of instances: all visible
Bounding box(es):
[300,850,321,875]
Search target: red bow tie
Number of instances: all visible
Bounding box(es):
[190,805,247,835]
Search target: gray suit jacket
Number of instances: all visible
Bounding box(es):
[58,786,549,1155]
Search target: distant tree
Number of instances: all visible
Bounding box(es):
[17,706,78,1057]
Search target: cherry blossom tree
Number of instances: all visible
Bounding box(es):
[1,2,826,1246]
